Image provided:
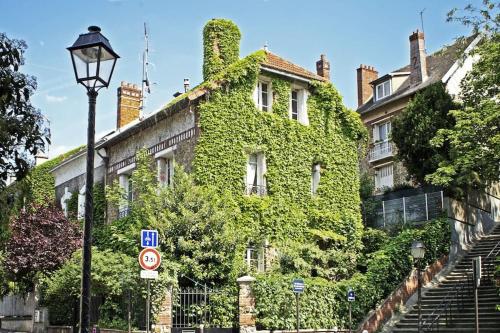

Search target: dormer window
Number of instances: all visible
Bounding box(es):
[375,80,391,101]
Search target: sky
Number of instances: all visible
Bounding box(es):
[2,0,473,158]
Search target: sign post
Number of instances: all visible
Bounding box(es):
[139,230,161,333]
[347,288,355,333]
[473,257,481,333]
[292,279,305,333]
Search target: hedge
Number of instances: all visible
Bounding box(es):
[253,217,450,329]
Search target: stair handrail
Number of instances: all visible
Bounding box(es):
[483,239,500,282]
[421,272,472,332]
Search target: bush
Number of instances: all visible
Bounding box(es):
[254,217,450,330]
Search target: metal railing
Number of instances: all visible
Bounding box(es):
[422,273,472,332]
[369,141,393,162]
[118,207,131,218]
[375,191,444,227]
[484,240,500,282]
[245,184,267,196]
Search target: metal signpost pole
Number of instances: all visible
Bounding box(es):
[146,279,151,333]
[296,293,300,333]
[349,302,352,333]
[473,257,481,333]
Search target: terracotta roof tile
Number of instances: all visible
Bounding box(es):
[262,51,326,81]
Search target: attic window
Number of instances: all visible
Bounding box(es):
[375,80,391,101]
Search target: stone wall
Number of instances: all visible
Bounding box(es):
[356,255,448,333]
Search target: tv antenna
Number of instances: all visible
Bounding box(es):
[420,8,426,35]
[141,22,151,116]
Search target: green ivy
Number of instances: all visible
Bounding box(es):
[193,48,367,276]
[253,217,450,330]
[203,19,241,81]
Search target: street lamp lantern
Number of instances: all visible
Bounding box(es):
[411,240,426,333]
[68,26,119,90]
[411,240,426,259]
[68,26,118,333]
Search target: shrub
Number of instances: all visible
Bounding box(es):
[254,217,450,330]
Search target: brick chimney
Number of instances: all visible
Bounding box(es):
[409,30,428,86]
[117,81,141,129]
[356,65,378,107]
[316,54,330,80]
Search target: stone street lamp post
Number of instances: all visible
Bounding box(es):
[411,240,426,333]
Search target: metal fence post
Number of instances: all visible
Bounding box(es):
[382,200,386,227]
[402,197,407,224]
[425,193,429,221]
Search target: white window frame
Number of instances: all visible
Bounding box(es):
[253,79,272,112]
[374,164,394,190]
[117,164,135,217]
[311,164,321,195]
[155,146,176,187]
[245,245,266,272]
[372,121,391,143]
[375,80,392,101]
[245,152,267,196]
[289,86,309,125]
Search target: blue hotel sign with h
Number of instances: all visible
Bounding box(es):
[141,230,159,248]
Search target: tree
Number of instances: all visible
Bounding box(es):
[4,203,81,287]
[425,2,500,193]
[391,82,458,185]
[0,33,49,188]
[105,149,245,286]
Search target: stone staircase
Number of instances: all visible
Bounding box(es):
[391,225,500,332]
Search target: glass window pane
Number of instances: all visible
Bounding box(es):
[377,84,383,99]
[291,90,298,120]
[261,83,268,111]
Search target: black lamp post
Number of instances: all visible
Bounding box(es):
[68,26,119,333]
[411,240,426,333]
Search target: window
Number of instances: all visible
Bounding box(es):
[157,157,174,187]
[245,244,266,272]
[246,153,266,196]
[289,88,309,125]
[375,80,391,100]
[118,174,133,217]
[291,90,299,120]
[311,164,321,195]
[372,121,391,142]
[375,164,393,190]
[255,81,271,111]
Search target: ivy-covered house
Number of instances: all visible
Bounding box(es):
[50,18,365,272]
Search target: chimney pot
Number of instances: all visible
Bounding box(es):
[357,64,378,107]
[316,54,331,81]
[409,30,428,86]
[117,81,142,129]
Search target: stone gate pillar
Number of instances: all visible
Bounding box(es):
[156,287,173,333]
[237,276,256,333]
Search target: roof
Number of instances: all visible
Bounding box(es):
[262,51,326,82]
[357,34,480,115]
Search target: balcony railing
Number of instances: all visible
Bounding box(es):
[245,184,267,196]
[118,207,131,219]
[369,141,394,162]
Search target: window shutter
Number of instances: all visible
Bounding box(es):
[253,84,259,107]
[299,90,309,125]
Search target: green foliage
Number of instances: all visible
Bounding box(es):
[41,247,174,328]
[361,228,389,256]
[254,217,450,330]
[359,172,380,227]
[0,32,50,188]
[193,50,366,278]
[447,1,499,34]
[392,82,457,186]
[426,35,500,193]
[203,19,241,81]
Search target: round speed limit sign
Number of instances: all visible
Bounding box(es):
[139,248,161,271]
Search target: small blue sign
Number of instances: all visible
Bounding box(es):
[141,230,159,248]
[347,289,355,302]
[292,278,305,293]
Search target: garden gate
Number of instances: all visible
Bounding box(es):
[172,287,238,333]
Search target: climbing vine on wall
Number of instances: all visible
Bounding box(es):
[193,47,367,278]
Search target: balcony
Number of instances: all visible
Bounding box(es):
[369,141,394,162]
[245,184,267,196]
